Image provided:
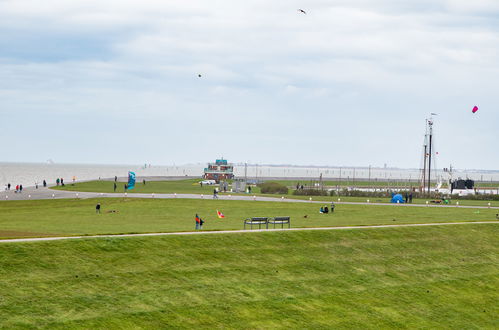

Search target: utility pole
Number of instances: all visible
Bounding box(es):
[427,119,433,194]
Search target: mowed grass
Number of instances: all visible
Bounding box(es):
[0,224,497,328]
[0,198,497,239]
[52,179,499,207]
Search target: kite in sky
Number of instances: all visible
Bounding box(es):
[472,106,478,113]
[298,9,306,14]
[198,74,202,78]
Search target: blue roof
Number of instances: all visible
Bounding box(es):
[216,159,228,165]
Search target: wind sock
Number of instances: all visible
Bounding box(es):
[472,106,478,113]
[127,171,136,190]
[217,210,225,219]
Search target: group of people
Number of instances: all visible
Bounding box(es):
[320,202,335,214]
[4,180,47,192]
[55,178,65,186]
[404,192,414,203]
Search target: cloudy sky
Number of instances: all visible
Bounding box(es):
[1,0,498,169]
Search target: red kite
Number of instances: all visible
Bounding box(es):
[472,106,478,113]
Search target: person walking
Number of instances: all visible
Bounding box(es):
[15,185,19,193]
[61,178,64,186]
[7,183,10,190]
[96,203,101,214]
[19,184,23,193]
[56,178,60,186]
[213,188,218,199]
[113,182,117,192]
[404,192,409,203]
[409,192,413,203]
[43,180,47,187]
[330,201,335,213]
[114,176,117,182]
[35,181,38,189]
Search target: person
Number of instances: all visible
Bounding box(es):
[96,203,101,214]
[143,179,146,185]
[7,183,10,190]
[496,213,499,220]
[114,176,117,182]
[248,186,252,193]
[35,181,38,189]
[124,184,128,191]
[409,192,413,203]
[72,176,76,185]
[213,188,218,199]
[56,178,60,186]
[404,192,409,203]
[61,178,64,186]
[319,206,324,213]
[330,202,335,213]
[43,180,47,187]
[19,184,23,193]
[199,218,204,230]
[324,206,329,214]
[113,182,117,192]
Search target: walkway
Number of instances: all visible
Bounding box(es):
[1,186,498,210]
[1,221,497,244]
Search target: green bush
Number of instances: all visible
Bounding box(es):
[293,189,329,196]
[258,182,289,194]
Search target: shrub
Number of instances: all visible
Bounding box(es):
[258,182,289,194]
[293,189,329,196]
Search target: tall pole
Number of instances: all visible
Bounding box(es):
[422,144,427,192]
[427,120,433,194]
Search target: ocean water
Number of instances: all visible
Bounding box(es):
[1,162,498,189]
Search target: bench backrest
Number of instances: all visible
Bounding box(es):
[250,217,268,222]
[273,216,290,222]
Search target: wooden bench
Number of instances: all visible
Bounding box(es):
[268,216,291,229]
[244,217,269,230]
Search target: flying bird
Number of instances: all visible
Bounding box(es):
[198,74,202,78]
[298,9,306,14]
[472,106,478,113]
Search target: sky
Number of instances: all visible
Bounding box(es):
[0,0,498,169]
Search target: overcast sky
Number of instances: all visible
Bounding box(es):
[1,0,498,169]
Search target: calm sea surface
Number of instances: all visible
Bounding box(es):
[1,162,498,188]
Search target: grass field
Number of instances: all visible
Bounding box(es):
[0,224,497,328]
[0,198,497,239]
[52,179,499,207]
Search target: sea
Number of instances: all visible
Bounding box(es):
[1,162,498,189]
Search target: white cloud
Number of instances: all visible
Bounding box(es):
[0,0,498,168]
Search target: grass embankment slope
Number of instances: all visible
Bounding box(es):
[0,225,497,328]
[0,198,497,239]
[53,179,499,207]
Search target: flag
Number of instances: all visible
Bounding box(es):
[472,106,478,113]
[127,171,136,190]
[217,210,225,219]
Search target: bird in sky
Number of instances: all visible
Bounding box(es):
[298,9,306,14]
[198,74,202,78]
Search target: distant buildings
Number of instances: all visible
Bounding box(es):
[203,159,234,182]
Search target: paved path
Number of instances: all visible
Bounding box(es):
[1,186,498,210]
[1,221,497,244]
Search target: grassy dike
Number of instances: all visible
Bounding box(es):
[0,224,498,328]
[1,198,497,239]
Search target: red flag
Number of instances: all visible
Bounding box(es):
[472,106,478,113]
[217,210,225,219]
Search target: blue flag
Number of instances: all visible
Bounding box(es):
[128,171,136,190]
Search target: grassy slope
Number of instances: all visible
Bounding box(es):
[0,198,497,239]
[0,224,497,328]
[52,180,499,207]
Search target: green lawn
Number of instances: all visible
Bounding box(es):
[0,198,497,239]
[52,179,499,207]
[0,224,497,328]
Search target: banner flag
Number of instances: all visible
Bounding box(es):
[128,171,136,190]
